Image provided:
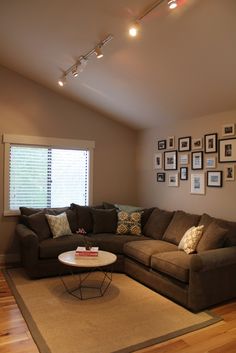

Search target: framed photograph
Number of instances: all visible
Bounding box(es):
[192,138,202,150]
[191,151,203,170]
[158,140,166,150]
[225,165,235,181]
[222,124,235,137]
[180,167,188,180]
[164,150,177,170]
[178,136,191,152]
[168,173,179,187]
[204,133,217,153]
[190,173,205,195]
[157,172,165,182]
[207,171,223,187]
[153,153,162,169]
[205,156,216,169]
[219,138,236,163]
[179,154,189,165]
[167,136,175,149]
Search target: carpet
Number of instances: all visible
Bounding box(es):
[5,268,221,353]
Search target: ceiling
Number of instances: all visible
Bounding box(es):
[1,0,236,130]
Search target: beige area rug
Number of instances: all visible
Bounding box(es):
[5,268,221,353]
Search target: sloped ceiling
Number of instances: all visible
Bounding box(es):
[0,0,236,129]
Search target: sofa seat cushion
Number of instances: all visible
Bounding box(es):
[151,251,192,283]
[123,240,178,267]
[87,234,150,254]
[39,234,87,259]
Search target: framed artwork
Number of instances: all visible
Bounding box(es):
[153,153,162,169]
[190,173,205,195]
[192,138,202,150]
[225,165,235,181]
[157,172,165,182]
[205,156,216,169]
[204,133,217,153]
[178,136,191,152]
[164,150,177,170]
[219,138,236,163]
[207,171,223,187]
[168,173,179,187]
[179,154,189,165]
[158,140,166,150]
[180,167,188,180]
[167,136,175,149]
[222,124,235,137]
[191,151,203,170]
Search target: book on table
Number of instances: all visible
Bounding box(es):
[75,246,99,257]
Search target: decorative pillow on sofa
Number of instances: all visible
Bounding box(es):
[163,210,200,245]
[115,204,144,213]
[196,221,228,252]
[178,225,204,254]
[143,208,174,239]
[91,208,117,234]
[22,212,52,241]
[46,212,72,238]
[116,211,143,235]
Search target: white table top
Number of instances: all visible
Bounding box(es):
[58,250,117,268]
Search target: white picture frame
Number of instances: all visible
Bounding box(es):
[225,165,235,181]
[222,124,235,137]
[192,138,202,150]
[168,173,179,187]
[179,154,189,165]
[167,136,175,149]
[153,153,162,169]
[190,173,205,195]
[205,156,216,169]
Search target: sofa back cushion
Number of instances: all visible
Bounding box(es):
[198,213,236,247]
[163,210,200,245]
[22,212,52,241]
[91,208,117,234]
[143,208,174,239]
[197,221,228,252]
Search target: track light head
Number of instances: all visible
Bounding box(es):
[95,46,103,59]
[58,75,66,87]
[129,21,140,37]
[71,65,79,78]
[168,0,178,10]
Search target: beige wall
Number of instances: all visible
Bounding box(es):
[0,65,138,262]
[137,110,236,221]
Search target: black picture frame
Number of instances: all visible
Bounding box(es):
[207,171,223,187]
[157,172,165,182]
[218,138,236,163]
[178,136,191,152]
[164,150,178,170]
[158,140,166,150]
[180,167,188,180]
[204,133,217,153]
[191,151,203,170]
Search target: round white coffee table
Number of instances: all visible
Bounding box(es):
[58,250,117,300]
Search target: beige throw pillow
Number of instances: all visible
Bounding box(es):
[178,225,204,254]
[46,212,72,238]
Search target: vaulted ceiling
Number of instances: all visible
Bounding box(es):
[1,0,236,129]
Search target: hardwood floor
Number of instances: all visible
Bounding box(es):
[1,270,236,353]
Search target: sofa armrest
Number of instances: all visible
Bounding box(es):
[16,224,39,267]
[190,246,236,272]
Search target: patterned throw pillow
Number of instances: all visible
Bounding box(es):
[116,211,143,235]
[46,212,72,238]
[178,225,204,254]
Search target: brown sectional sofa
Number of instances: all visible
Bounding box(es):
[16,203,236,312]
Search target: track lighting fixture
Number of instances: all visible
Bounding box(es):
[58,34,113,87]
[129,0,178,37]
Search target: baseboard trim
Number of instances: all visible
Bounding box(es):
[0,253,21,267]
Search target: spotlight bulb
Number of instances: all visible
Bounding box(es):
[129,22,140,37]
[95,47,103,59]
[58,76,66,87]
[168,0,178,10]
[71,66,79,78]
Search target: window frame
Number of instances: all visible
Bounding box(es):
[3,134,95,216]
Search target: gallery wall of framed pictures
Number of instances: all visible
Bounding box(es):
[155,123,236,193]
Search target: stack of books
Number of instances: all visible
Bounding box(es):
[75,246,99,257]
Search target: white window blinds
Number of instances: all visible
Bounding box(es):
[9,145,89,210]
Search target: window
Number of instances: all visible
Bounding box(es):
[3,134,95,215]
